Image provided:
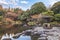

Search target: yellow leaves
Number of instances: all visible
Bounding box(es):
[15,21,22,24]
[27,21,36,26]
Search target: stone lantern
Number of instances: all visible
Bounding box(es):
[41,16,53,23]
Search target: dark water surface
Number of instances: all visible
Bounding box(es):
[1,27,60,40]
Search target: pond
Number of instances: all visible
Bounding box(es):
[1,27,60,40]
[1,34,31,40]
[12,35,31,40]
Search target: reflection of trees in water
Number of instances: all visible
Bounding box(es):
[0,24,31,36]
[31,34,40,40]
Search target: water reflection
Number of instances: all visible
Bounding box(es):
[15,35,31,40]
[1,27,60,40]
[1,34,31,40]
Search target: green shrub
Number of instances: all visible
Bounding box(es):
[54,14,60,21]
[50,22,58,25]
[42,11,54,16]
[15,21,22,25]
[27,22,36,26]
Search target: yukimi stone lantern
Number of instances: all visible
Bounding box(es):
[41,16,53,29]
[41,16,53,23]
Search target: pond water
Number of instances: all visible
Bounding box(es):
[12,35,31,40]
[1,27,60,40]
[1,34,31,40]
